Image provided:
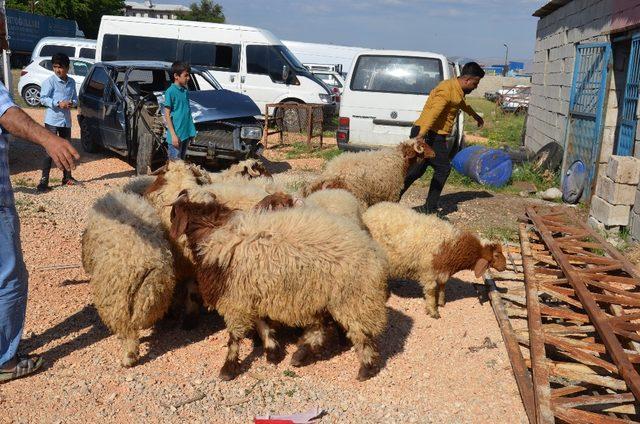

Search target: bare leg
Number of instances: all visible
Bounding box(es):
[256,319,283,363]
[291,320,326,367]
[120,330,140,367]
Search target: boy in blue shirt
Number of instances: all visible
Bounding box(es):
[164,61,196,160]
[37,52,79,192]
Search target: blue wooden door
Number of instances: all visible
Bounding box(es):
[564,43,611,200]
[617,36,640,156]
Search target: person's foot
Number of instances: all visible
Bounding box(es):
[36,178,50,192]
[0,355,44,383]
[61,177,81,186]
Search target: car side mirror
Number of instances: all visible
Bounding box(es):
[282,65,290,83]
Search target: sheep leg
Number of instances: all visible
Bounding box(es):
[256,319,283,364]
[423,280,440,319]
[437,280,447,307]
[182,278,202,330]
[291,320,326,367]
[120,330,140,367]
[354,335,380,381]
[219,332,243,381]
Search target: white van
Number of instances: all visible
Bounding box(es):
[96,16,334,115]
[31,37,96,61]
[337,50,464,151]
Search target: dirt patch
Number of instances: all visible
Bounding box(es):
[1,110,528,423]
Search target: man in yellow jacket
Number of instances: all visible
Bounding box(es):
[402,61,485,215]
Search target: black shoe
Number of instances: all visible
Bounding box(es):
[412,205,433,214]
[36,179,50,192]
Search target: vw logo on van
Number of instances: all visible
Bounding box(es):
[390,111,398,119]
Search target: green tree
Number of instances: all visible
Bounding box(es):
[178,0,225,24]
[6,0,124,39]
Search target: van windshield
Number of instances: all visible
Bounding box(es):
[351,55,443,95]
[275,45,306,72]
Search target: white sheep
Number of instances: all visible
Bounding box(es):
[304,188,365,228]
[303,139,435,206]
[362,202,507,318]
[170,191,389,381]
[82,189,175,366]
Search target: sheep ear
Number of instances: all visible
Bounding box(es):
[474,258,489,278]
[169,204,189,240]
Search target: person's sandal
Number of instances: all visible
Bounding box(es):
[0,356,44,383]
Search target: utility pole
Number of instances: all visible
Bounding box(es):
[503,43,509,77]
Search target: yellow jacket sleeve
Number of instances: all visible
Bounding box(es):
[460,100,478,120]
[415,90,448,137]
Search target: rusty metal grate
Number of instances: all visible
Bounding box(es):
[486,205,640,423]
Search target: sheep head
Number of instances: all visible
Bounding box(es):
[254,192,295,211]
[399,139,436,176]
[169,190,236,246]
[240,161,272,179]
[144,160,211,196]
[474,242,507,277]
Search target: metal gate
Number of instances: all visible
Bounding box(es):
[564,43,611,200]
[617,36,640,156]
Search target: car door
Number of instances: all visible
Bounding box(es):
[79,65,110,146]
[100,68,127,153]
[241,44,288,112]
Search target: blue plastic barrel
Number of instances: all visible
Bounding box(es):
[451,146,513,188]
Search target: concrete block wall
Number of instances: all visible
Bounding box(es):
[589,156,640,233]
[525,0,613,154]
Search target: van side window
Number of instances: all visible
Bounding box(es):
[102,34,178,62]
[246,45,287,82]
[246,45,268,75]
[85,67,110,98]
[40,45,75,58]
[79,48,96,59]
[182,42,239,72]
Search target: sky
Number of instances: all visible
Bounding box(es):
[165,0,550,62]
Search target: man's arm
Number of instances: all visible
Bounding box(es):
[163,107,180,148]
[39,78,55,109]
[414,91,448,139]
[0,107,79,171]
[461,100,484,128]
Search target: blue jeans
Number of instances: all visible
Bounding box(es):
[0,206,28,366]
[168,138,191,160]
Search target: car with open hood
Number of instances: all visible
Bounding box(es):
[77,61,264,174]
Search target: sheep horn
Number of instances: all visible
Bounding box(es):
[248,164,261,177]
[414,140,424,154]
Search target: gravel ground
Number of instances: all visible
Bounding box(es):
[0,109,528,423]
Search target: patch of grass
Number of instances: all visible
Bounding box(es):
[464,98,525,149]
[283,369,298,378]
[285,180,306,192]
[12,177,35,187]
[482,226,518,242]
[510,164,559,192]
[14,198,34,211]
[50,177,61,184]
[284,141,342,161]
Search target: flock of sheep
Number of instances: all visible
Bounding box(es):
[81,139,507,381]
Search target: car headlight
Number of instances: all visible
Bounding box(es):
[240,126,263,140]
[319,93,332,104]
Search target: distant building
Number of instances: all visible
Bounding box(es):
[124,1,188,20]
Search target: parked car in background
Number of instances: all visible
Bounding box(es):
[498,85,530,113]
[18,57,93,106]
[31,36,96,61]
[306,67,345,111]
[337,50,463,152]
[77,61,264,174]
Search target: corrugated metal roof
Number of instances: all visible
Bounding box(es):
[532,0,572,18]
